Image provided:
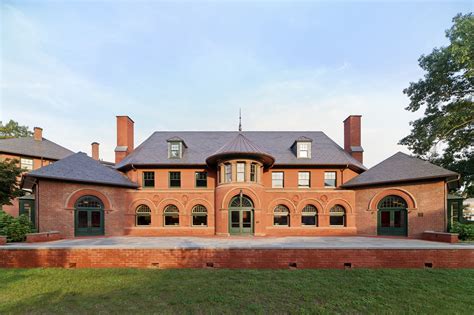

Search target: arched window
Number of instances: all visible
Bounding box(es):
[192,205,208,226]
[229,195,253,208]
[379,196,408,209]
[273,204,289,226]
[164,205,179,226]
[136,205,151,226]
[330,205,346,226]
[301,205,318,226]
[75,196,103,209]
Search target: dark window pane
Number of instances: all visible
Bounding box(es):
[193,215,207,226]
[143,172,155,188]
[91,211,101,228]
[78,211,88,228]
[394,211,402,228]
[330,215,344,226]
[169,172,181,187]
[273,215,288,226]
[231,211,240,228]
[195,172,207,187]
[381,211,390,227]
[164,214,179,226]
[302,215,316,226]
[242,211,251,228]
[137,215,151,226]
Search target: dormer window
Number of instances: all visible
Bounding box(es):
[167,137,187,159]
[297,142,311,158]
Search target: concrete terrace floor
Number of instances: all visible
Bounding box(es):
[2,236,474,249]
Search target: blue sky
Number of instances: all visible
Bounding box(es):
[1,1,472,166]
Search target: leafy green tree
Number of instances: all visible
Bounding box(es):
[400,13,474,196]
[0,120,33,139]
[0,159,25,207]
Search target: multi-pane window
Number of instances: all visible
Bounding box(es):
[169,172,181,188]
[136,205,151,226]
[272,172,284,188]
[298,172,310,188]
[301,205,318,226]
[195,172,207,188]
[224,163,232,182]
[273,205,289,226]
[192,205,208,226]
[20,158,33,171]
[250,163,257,182]
[324,172,337,187]
[330,205,346,226]
[164,205,179,226]
[169,142,181,158]
[236,162,245,182]
[298,143,311,158]
[143,171,155,188]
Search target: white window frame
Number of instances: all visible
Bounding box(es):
[298,171,310,188]
[297,142,311,158]
[224,163,232,183]
[169,142,182,159]
[236,162,245,182]
[272,172,284,188]
[20,158,34,171]
[324,171,337,188]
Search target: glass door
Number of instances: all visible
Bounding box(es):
[75,209,104,236]
[378,209,407,236]
[229,209,253,235]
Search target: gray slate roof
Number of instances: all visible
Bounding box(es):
[115,131,366,170]
[212,133,270,156]
[342,152,458,188]
[26,152,138,188]
[0,137,74,160]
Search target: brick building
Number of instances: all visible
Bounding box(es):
[22,115,459,238]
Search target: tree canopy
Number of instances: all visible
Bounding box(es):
[400,13,474,196]
[0,159,25,207]
[0,120,33,139]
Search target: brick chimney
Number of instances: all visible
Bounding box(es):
[343,115,363,164]
[33,127,43,141]
[91,142,99,160]
[115,116,134,163]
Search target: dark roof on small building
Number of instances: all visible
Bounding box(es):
[0,137,74,160]
[115,131,366,170]
[206,133,275,167]
[25,152,138,188]
[342,152,458,188]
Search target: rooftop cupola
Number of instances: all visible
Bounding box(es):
[206,133,275,168]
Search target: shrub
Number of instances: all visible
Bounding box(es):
[450,222,474,241]
[0,210,34,242]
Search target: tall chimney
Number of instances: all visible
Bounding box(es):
[34,127,43,141]
[343,115,363,164]
[115,116,134,163]
[91,142,99,160]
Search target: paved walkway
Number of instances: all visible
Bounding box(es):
[2,236,474,249]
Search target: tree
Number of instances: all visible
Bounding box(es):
[0,159,25,207]
[400,13,474,196]
[0,120,33,139]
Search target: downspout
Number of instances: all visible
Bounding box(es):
[445,175,461,232]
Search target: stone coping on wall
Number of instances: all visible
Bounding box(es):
[422,231,459,244]
[2,236,474,250]
[26,231,62,243]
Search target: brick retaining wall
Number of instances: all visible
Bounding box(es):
[0,248,472,269]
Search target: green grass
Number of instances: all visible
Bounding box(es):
[1,269,473,314]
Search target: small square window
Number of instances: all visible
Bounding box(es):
[195,172,207,188]
[324,172,337,187]
[298,172,310,188]
[272,172,284,188]
[169,172,181,188]
[143,172,155,188]
[169,142,181,158]
[20,158,34,171]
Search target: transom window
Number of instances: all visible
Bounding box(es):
[330,205,346,226]
[230,195,253,208]
[192,205,208,226]
[324,172,337,187]
[224,163,232,182]
[236,162,245,182]
[250,163,257,182]
[379,196,408,209]
[272,172,284,188]
[164,205,179,226]
[143,171,155,188]
[169,172,181,188]
[75,196,103,209]
[297,142,311,158]
[195,172,207,188]
[301,205,318,226]
[136,204,151,226]
[273,204,289,226]
[169,142,182,158]
[20,158,33,171]
[298,172,310,188]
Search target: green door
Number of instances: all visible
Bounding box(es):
[19,197,35,227]
[74,196,105,236]
[228,194,254,235]
[377,196,408,236]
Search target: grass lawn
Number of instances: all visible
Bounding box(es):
[1,268,473,314]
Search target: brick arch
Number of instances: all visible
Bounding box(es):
[156,198,185,215]
[368,188,417,211]
[325,198,353,214]
[65,189,112,210]
[128,198,156,215]
[186,198,213,214]
[296,198,324,214]
[221,187,262,210]
[268,198,295,214]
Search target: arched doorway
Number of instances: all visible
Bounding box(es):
[377,195,408,236]
[228,194,254,235]
[75,195,105,236]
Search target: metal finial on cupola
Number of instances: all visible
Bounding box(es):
[238,108,242,132]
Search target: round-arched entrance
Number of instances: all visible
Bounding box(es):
[377,195,408,236]
[228,194,254,235]
[74,195,105,236]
